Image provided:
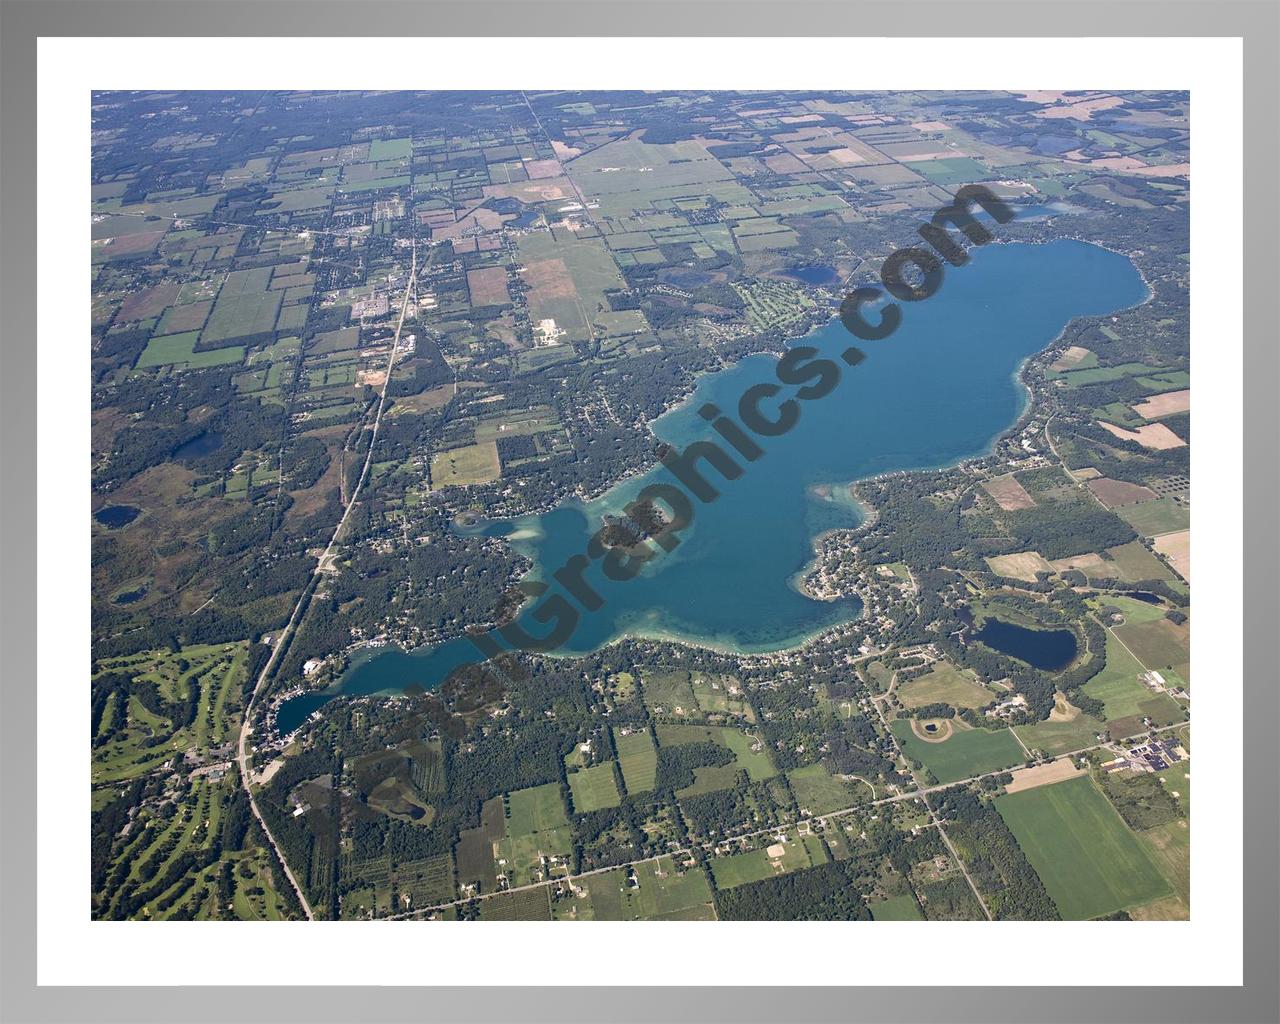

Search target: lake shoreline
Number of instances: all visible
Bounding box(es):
[279,237,1152,731]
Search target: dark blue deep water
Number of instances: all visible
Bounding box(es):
[971,617,1079,671]
[275,239,1147,734]
[782,264,839,287]
[94,505,141,529]
[173,430,223,460]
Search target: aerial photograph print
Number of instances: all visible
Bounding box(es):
[90,88,1192,924]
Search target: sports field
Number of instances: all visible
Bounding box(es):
[996,776,1171,919]
[891,720,1025,784]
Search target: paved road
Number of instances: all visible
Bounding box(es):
[235,240,419,920]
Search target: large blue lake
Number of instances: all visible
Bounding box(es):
[275,239,1147,733]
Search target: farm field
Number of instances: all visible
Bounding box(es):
[870,893,923,921]
[1154,530,1191,581]
[581,856,716,921]
[710,834,828,890]
[981,473,1037,511]
[1103,539,1178,582]
[1098,421,1186,450]
[567,761,622,813]
[134,331,245,370]
[996,776,1171,919]
[787,763,866,816]
[1014,698,1105,757]
[506,782,568,836]
[897,662,993,710]
[1113,617,1190,686]
[477,887,553,921]
[985,551,1052,581]
[430,441,501,488]
[1086,477,1158,509]
[1131,388,1190,418]
[1115,498,1191,536]
[1081,630,1186,729]
[891,719,1025,784]
[455,796,505,894]
[613,728,658,794]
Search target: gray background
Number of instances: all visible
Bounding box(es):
[1,2,1276,1022]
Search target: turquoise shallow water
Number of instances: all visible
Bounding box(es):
[275,239,1147,733]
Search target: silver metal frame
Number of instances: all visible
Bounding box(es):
[1,2,1275,1021]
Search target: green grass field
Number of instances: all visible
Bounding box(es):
[1116,498,1191,537]
[430,441,501,489]
[904,156,991,185]
[1098,540,1174,584]
[890,720,1025,784]
[641,669,697,713]
[1139,817,1190,910]
[581,857,715,921]
[613,728,657,794]
[718,728,776,781]
[134,331,245,370]
[1055,361,1163,386]
[1157,760,1191,815]
[1095,593,1168,624]
[897,662,994,710]
[1014,710,1105,757]
[687,672,753,719]
[1081,630,1185,728]
[787,763,864,816]
[505,782,568,836]
[93,643,248,784]
[201,289,282,345]
[656,723,775,787]
[1113,618,1190,682]
[710,834,827,890]
[870,893,923,921]
[494,826,572,887]
[996,776,1171,919]
[567,762,622,813]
